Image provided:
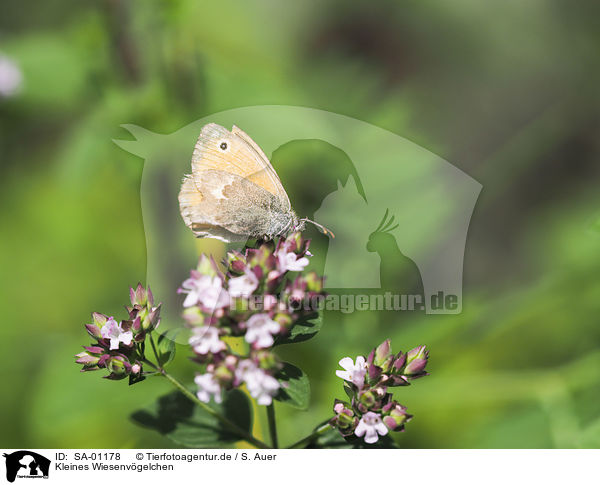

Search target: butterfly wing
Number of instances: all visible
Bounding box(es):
[179,170,292,242]
[190,123,291,210]
[179,123,295,241]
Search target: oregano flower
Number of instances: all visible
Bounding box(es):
[330,340,427,445]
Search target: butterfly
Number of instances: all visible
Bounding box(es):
[178,123,333,242]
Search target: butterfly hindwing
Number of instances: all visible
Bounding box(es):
[179,170,293,242]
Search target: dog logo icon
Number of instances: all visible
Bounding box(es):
[3,451,50,482]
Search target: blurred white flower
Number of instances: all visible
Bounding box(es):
[189,326,226,354]
[180,274,229,311]
[0,54,22,98]
[228,270,259,298]
[195,373,222,403]
[277,251,309,272]
[236,360,280,405]
[244,313,280,348]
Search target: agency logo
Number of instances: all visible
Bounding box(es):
[2,451,50,482]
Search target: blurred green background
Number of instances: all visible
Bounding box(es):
[2,0,600,449]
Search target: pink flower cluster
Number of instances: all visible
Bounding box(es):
[180,232,325,406]
[331,339,429,445]
[75,284,161,381]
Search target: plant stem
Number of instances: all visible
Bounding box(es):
[266,403,279,448]
[159,368,270,449]
[141,343,269,449]
[287,423,332,449]
[141,358,158,370]
[149,333,161,364]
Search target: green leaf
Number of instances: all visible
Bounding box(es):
[155,329,180,368]
[343,382,355,399]
[274,313,322,346]
[130,389,253,448]
[274,362,310,410]
[310,427,353,448]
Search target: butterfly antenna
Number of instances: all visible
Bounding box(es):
[300,218,335,238]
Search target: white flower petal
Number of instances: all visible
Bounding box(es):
[257,333,274,348]
[245,314,279,349]
[257,394,272,405]
[237,360,279,406]
[120,332,133,346]
[288,257,309,271]
[338,357,354,370]
[375,422,389,436]
[228,272,259,298]
[354,420,367,437]
[183,292,198,307]
[194,373,222,403]
[336,370,351,380]
[364,428,379,444]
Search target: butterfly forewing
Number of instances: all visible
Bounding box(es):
[179,123,297,242]
[191,123,289,208]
